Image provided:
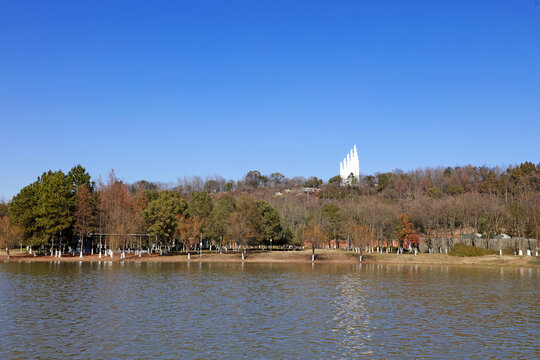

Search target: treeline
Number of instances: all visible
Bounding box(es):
[0,168,285,256]
[0,162,539,257]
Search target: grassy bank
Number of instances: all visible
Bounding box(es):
[1,249,539,267]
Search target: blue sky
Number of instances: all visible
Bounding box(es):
[1,0,539,200]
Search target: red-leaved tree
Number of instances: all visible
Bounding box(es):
[395,214,420,251]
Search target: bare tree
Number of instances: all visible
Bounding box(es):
[176,214,205,257]
[0,216,23,259]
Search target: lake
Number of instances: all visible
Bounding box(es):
[0,262,538,359]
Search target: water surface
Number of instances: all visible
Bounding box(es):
[0,262,538,359]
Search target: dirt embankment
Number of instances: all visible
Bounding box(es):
[1,250,539,267]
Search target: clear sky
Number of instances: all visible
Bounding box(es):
[1,0,539,200]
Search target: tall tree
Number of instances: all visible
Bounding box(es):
[101,172,132,251]
[37,170,75,253]
[0,215,23,259]
[8,181,41,244]
[187,192,213,219]
[143,191,187,248]
[206,195,236,248]
[227,196,259,251]
[321,203,341,246]
[344,219,372,253]
[256,200,282,245]
[394,214,420,252]
[269,172,285,187]
[305,220,328,259]
[68,164,94,192]
[245,170,263,188]
[73,184,96,256]
[176,214,205,256]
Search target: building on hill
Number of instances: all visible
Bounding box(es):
[339,145,360,184]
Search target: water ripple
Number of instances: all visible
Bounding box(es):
[0,262,538,359]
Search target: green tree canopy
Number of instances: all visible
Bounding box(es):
[8,181,40,241]
[143,191,187,242]
[37,170,75,243]
[68,164,94,192]
[206,194,236,240]
[204,180,220,193]
[304,177,323,188]
[256,200,282,243]
[427,187,443,198]
[321,203,341,240]
[328,175,342,185]
[245,170,263,188]
[187,192,213,219]
[270,172,285,186]
[376,172,394,192]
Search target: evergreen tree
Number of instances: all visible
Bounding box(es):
[187,192,213,219]
[143,191,187,244]
[256,200,282,244]
[37,170,75,250]
[206,195,236,242]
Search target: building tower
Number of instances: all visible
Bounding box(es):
[339,145,359,183]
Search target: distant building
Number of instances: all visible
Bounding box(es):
[339,145,360,183]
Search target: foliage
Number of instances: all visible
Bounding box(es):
[363,175,376,187]
[344,219,373,251]
[305,220,328,255]
[256,200,282,243]
[8,181,40,241]
[427,187,443,199]
[448,244,496,257]
[187,192,213,219]
[74,184,97,238]
[3,160,540,255]
[37,170,76,241]
[269,172,285,186]
[502,246,517,256]
[321,204,341,240]
[227,196,259,249]
[176,214,204,251]
[0,202,7,218]
[68,164,94,192]
[394,214,420,249]
[204,180,220,193]
[376,172,394,192]
[0,215,23,250]
[303,177,323,188]
[143,191,187,242]
[245,170,263,188]
[206,195,236,241]
[446,185,464,195]
[328,175,342,185]
[131,190,150,232]
[101,175,132,248]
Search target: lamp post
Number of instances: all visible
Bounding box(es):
[270,238,272,251]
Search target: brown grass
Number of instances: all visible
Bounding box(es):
[1,249,539,267]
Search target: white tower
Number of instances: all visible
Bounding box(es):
[339,145,359,183]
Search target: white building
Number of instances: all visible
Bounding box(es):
[339,145,359,183]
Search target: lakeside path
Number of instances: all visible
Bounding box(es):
[1,250,539,268]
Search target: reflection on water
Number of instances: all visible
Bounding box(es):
[0,262,538,359]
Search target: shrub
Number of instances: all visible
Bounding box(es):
[502,246,517,256]
[427,187,442,198]
[448,244,496,257]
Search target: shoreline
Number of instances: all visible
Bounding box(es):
[1,250,539,268]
